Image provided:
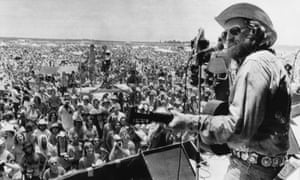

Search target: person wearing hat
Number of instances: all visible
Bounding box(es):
[68,112,85,143]
[48,123,62,146]
[33,118,51,138]
[2,123,16,153]
[169,3,291,180]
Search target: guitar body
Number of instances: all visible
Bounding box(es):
[202,100,231,155]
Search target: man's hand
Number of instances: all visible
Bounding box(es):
[168,110,195,131]
[0,160,5,166]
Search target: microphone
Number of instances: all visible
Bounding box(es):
[196,40,224,55]
[193,43,224,65]
[192,28,209,54]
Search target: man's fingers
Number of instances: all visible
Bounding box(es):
[168,110,187,130]
[168,109,180,128]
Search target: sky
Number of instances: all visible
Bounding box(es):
[0,0,299,45]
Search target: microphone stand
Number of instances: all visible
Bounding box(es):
[195,55,203,180]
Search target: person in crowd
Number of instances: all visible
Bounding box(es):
[26,101,41,123]
[93,138,109,162]
[20,142,47,180]
[33,118,51,138]
[47,111,58,128]
[0,158,22,180]
[0,138,14,165]
[82,95,93,114]
[169,3,291,180]
[46,88,61,113]
[70,95,79,111]
[100,98,111,115]
[108,135,130,161]
[145,90,157,110]
[11,133,25,164]
[103,115,121,152]
[101,50,112,75]
[48,123,61,146]
[59,72,68,96]
[90,98,105,138]
[84,118,98,140]
[119,125,136,156]
[58,97,74,132]
[23,121,37,145]
[156,77,167,92]
[68,113,86,143]
[109,103,125,122]
[2,124,16,153]
[78,141,103,169]
[42,157,65,180]
[36,135,56,159]
[110,95,121,110]
[32,94,48,117]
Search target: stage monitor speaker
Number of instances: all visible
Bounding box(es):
[143,143,195,180]
[59,142,196,180]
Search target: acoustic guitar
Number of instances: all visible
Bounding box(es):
[128,100,231,155]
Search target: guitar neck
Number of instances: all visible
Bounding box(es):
[128,100,228,125]
[128,108,174,125]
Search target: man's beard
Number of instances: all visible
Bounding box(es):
[226,39,254,64]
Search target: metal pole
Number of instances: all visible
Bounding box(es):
[79,56,82,101]
[292,50,300,83]
[195,62,203,180]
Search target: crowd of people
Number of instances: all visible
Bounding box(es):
[1,3,300,180]
[0,39,214,180]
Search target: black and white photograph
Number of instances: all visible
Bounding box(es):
[0,0,299,179]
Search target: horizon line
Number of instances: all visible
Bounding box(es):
[0,35,299,47]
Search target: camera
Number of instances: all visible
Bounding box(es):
[0,162,5,172]
[117,141,122,147]
[115,139,123,148]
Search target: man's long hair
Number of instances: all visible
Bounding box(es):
[230,19,276,64]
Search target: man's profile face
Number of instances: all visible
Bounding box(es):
[222,18,252,60]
